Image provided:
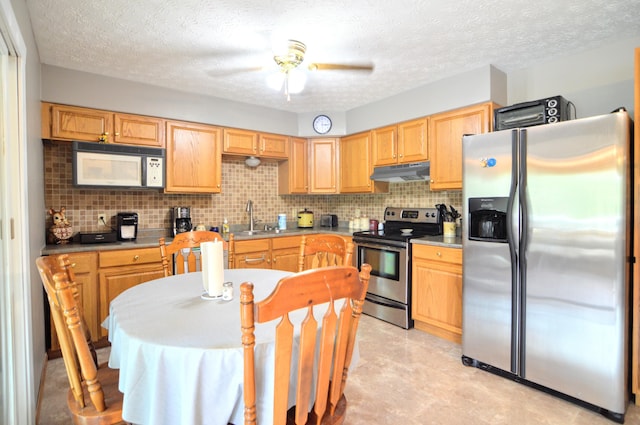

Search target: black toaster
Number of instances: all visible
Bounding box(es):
[320,214,339,227]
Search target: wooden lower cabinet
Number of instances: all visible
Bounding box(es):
[48,251,99,351]
[232,236,303,272]
[411,244,463,343]
[47,247,164,353]
[271,236,303,272]
[233,239,272,269]
[98,247,165,337]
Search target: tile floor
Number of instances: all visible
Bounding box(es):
[38,315,640,424]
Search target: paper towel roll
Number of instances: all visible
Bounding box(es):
[201,240,224,297]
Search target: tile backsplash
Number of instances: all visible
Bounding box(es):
[44,141,462,235]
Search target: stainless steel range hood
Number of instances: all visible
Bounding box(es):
[370,161,430,182]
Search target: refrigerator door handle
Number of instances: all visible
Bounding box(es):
[517,128,528,377]
[507,129,520,374]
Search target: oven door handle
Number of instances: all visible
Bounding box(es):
[366,295,403,309]
[353,241,405,252]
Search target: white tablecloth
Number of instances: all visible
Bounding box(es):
[104,269,296,425]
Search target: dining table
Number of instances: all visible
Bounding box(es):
[103,268,305,425]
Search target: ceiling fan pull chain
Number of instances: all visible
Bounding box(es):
[284,71,291,102]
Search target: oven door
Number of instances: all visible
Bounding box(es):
[355,240,407,303]
[355,239,412,329]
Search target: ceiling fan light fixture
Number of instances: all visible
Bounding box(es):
[273,39,306,71]
[286,68,306,93]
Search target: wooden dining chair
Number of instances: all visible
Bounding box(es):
[159,230,233,276]
[240,263,371,425]
[298,234,354,272]
[37,254,127,425]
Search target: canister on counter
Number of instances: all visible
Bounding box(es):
[369,219,379,231]
[278,213,287,230]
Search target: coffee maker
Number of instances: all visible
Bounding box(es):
[172,207,192,235]
[117,212,138,241]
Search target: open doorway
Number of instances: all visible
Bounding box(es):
[0,1,34,423]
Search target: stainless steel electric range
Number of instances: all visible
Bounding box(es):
[352,206,442,329]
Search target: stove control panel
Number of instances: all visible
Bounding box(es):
[384,207,440,224]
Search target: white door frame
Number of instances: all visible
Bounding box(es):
[0,0,34,424]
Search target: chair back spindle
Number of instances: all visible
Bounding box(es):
[241,264,371,425]
[298,235,354,272]
[159,230,233,276]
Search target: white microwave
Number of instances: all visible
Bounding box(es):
[72,141,165,189]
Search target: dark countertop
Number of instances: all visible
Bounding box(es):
[41,226,356,255]
[410,235,462,249]
[42,226,461,254]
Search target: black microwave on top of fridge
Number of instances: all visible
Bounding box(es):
[493,95,573,131]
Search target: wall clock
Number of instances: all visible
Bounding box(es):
[312,115,332,134]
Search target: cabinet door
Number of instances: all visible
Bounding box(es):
[340,132,373,193]
[233,239,271,269]
[259,133,289,158]
[223,128,258,155]
[398,117,428,164]
[50,104,113,143]
[429,103,493,191]
[114,113,166,148]
[271,236,302,272]
[48,251,99,351]
[99,265,165,337]
[411,244,463,343]
[309,138,338,193]
[278,137,308,194]
[166,120,222,193]
[412,259,463,341]
[371,125,397,166]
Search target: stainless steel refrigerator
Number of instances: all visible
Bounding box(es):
[461,111,631,422]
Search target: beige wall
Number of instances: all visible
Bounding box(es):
[44,141,461,235]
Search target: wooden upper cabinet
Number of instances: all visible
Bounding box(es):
[47,103,113,143]
[258,132,289,158]
[113,113,165,147]
[429,102,495,191]
[165,120,222,193]
[398,117,429,164]
[223,128,289,159]
[340,131,388,194]
[309,138,338,194]
[371,125,397,166]
[223,128,258,155]
[278,137,308,194]
[43,103,165,147]
[372,118,428,166]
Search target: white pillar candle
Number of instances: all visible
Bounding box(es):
[201,240,224,297]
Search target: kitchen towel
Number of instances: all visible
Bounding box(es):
[201,240,224,297]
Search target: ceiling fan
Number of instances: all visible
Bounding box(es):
[267,39,374,100]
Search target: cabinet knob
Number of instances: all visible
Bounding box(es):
[71,263,77,268]
[399,153,403,158]
[436,251,442,257]
[133,255,140,261]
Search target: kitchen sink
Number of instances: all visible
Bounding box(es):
[241,228,286,235]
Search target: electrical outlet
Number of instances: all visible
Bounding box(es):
[97,213,106,227]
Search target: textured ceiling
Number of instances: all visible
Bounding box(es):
[26,0,640,113]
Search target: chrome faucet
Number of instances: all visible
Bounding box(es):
[246,200,254,232]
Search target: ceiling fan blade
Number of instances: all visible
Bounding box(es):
[308,63,374,72]
[206,66,267,77]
